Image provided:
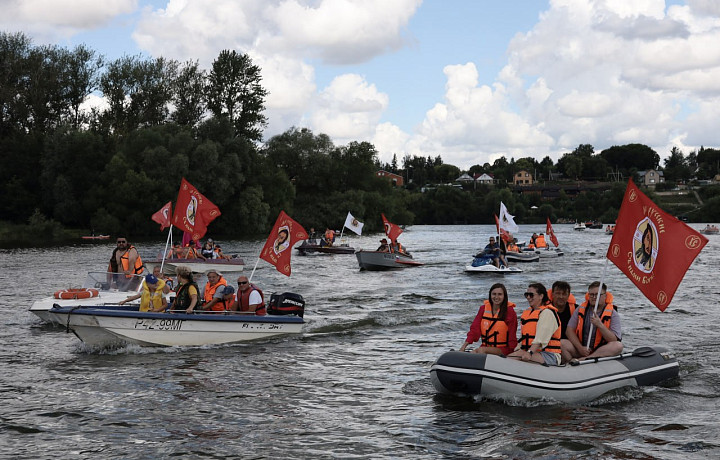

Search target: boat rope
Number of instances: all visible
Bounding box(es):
[65,306,83,333]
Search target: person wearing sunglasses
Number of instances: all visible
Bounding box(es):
[508,282,562,366]
[458,283,518,356]
[230,276,265,315]
[564,281,623,362]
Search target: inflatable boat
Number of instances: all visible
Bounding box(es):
[430,346,679,404]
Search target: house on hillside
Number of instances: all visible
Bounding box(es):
[637,170,664,187]
[456,173,474,183]
[474,173,494,184]
[376,170,404,187]
[514,170,533,186]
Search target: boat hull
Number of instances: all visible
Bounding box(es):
[505,252,539,262]
[355,250,422,270]
[430,346,679,403]
[145,257,245,275]
[49,306,304,347]
[296,242,356,255]
[464,265,522,273]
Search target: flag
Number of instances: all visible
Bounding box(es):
[171,178,221,242]
[606,179,707,311]
[498,202,519,242]
[381,213,403,241]
[546,218,559,247]
[151,201,172,231]
[344,212,364,235]
[260,211,308,276]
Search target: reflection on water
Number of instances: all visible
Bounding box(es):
[1,225,719,458]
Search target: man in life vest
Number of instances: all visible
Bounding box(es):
[535,233,548,248]
[508,282,562,366]
[321,228,335,247]
[200,269,228,311]
[112,237,144,289]
[231,275,265,315]
[389,239,407,254]
[549,281,579,363]
[564,281,623,361]
[204,284,235,312]
[119,273,167,312]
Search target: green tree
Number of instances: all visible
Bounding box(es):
[172,60,206,127]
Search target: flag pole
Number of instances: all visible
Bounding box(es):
[248,255,261,283]
[585,257,609,349]
[160,225,173,273]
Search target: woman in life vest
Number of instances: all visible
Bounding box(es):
[459,283,518,356]
[119,274,167,312]
[564,281,623,361]
[169,265,199,314]
[508,282,562,366]
[200,269,228,311]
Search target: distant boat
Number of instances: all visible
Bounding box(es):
[81,234,110,240]
[355,250,423,270]
[699,225,718,235]
[573,222,586,231]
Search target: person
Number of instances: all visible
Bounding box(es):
[307,227,319,245]
[213,244,231,260]
[635,224,654,270]
[119,273,167,312]
[151,264,173,294]
[482,237,507,268]
[168,265,199,314]
[506,238,520,253]
[200,269,228,311]
[528,233,539,249]
[535,233,548,248]
[321,228,335,247]
[389,238,407,254]
[201,240,215,259]
[376,238,390,252]
[183,240,206,260]
[231,275,265,315]
[550,281,579,363]
[459,283,518,356]
[508,282,562,366]
[204,285,235,312]
[564,282,623,361]
[273,227,291,254]
[167,242,182,258]
[114,237,144,278]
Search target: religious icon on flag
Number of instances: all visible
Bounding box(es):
[606,179,707,311]
[171,178,221,241]
[344,212,364,235]
[546,218,559,247]
[151,201,172,231]
[260,211,308,276]
[381,213,403,242]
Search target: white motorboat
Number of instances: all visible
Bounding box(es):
[573,222,586,231]
[505,251,540,263]
[48,292,306,348]
[30,272,144,324]
[430,346,679,404]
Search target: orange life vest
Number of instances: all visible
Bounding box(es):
[479,300,516,348]
[519,304,562,353]
[203,276,228,303]
[575,302,616,350]
[535,235,547,248]
[506,243,519,252]
[208,295,233,312]
[119,246,143,278]
[238,284,265,316]
[390,241,404,253]
[324,230,335,242]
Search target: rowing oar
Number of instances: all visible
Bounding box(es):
[570,346,657,366]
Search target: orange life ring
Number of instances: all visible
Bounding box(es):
[53,288,100,300]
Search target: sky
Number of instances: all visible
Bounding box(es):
[3,0,720,170]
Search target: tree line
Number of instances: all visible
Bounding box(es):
[2,31,719,245]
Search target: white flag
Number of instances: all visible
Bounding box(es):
[344,212,364,235]
[499,202,519,234]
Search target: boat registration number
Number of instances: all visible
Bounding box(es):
[134,318,183,331]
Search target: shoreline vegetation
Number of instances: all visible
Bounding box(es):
[2,31,719,247]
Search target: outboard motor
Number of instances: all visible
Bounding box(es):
[267,292,305,317]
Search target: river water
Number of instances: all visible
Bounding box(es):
[1,225,718,459]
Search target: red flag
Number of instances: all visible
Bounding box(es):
[260,211,308,276]
[151,201,172,231]
[381,213,403,242]
[546,218,559,247]
[606,179,707,311]
[495,214,513,243]
[171,178,221,242]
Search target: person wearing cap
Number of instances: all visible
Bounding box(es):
[119,273,167,312]
[376,238,390,252]
[204,285,235,312]
[201,269,228,310]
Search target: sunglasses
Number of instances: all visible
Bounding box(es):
[238,281,249,285]
[117,240,127,244]
[523,292,536,298]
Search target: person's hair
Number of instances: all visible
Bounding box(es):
[175,265,193,281]
[528,282,550,304]
[552,280,571,293]
[635,224,653,264]
[588,281,608,293]
[488,283,509,320]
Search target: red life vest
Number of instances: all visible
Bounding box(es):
[238,284,265,316]
[519,304,562,353]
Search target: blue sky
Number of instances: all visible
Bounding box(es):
[3,0,719,169]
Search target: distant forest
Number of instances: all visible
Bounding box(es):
[2,31,719,244]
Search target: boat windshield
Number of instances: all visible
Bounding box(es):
[82,272,144,293]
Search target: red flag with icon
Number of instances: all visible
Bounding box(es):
[171,178,221,242]
[381,213,403,242]
[546,218,559,247]
[606,179,707,311]
[151,201,172,231]
[260,211,308,276]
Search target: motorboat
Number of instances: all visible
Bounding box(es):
[355,250,423,270]
[465,255,522,273]
[30,272,144,324]
[536,247,564,258]
[505,251,539,263]
[145,256,245,275]
[48,292,306,348]
[430,346,679,404]
[81,235,110,240]
[699,225,718,235]
[605,225,615,235]
[296,240,355,255]
[573,222,586,231]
